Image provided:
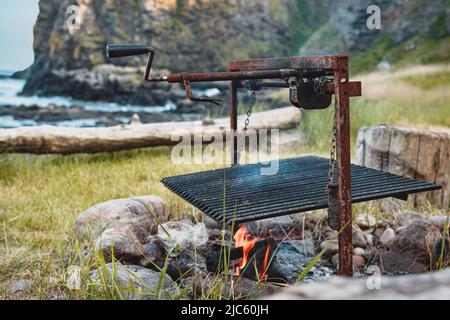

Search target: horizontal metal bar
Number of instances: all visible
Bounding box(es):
[166,70,299,83]
[228,55,344,71]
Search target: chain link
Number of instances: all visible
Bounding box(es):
[237,90,256,164]
[327,101,337,188]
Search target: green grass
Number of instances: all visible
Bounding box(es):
[1,65,449,299]
[350,33,450,75]
[401,70,450,90]
[299,95,450,154]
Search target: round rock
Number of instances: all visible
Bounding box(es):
[380,228,396,248]
[354,213,376,229]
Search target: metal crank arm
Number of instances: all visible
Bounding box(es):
[181,74,222,105]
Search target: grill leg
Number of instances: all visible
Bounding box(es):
[230,80,238,166]
[335,57,353,277]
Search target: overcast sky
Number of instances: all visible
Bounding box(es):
[0,0,39,72]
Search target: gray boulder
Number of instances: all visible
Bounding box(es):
[382,220,442,274]
[90,263,177,300]
[74,196,168,262]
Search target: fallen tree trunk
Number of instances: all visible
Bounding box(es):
[0,106,301,154]
[355,125,450,210]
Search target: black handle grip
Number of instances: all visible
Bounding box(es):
[106,44,153,58]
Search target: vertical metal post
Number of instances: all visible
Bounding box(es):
[230,79,238,166]
[335,57,353,277]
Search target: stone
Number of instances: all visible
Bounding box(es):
[271,242,333,284]
[331,253,339,266]
[286,236,316,257]
[353,247,365,256]
[392,220,441,264]
[395,226,407,234]
[139,236,165,268]
[157,220,208,252]
[375,220,388,228]
[265,269,450,300]
[352,255,365,268]
[207,228,231,241]
[184,273,282,300]
[165,249,207,281]
[248,215,303,240]
[373,227,385,240]
[74,196,167,262]
[320,239,339,256]
[95,227,144,263]
[232,277,283,299]
[90,263,177,300]
[381,250,428,274]
[354,213,376,229]
[7,279,33,295]
[203,215,220,230]
[382,220,442,274]
[427,215,450,232]
[322,226,337,240]
[352,226,367,248]
[365,234,374,246]
[395,211,425,227]
[380,228,396,248]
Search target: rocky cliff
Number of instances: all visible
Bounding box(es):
[21,0,450,104]
[21,0,301,104]
[300,0,450,72]
[27,0,297,74]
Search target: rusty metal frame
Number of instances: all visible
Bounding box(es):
[228,55,361,276]
[141,50,363,276]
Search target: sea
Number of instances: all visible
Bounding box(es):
[0,70,220,128]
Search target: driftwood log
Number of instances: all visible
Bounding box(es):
[355,125,450,209]
[266,269,450,300]
[0,106,300,155]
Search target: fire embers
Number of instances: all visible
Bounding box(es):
[206,225,277,282]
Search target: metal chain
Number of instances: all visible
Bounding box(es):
[327,101,337,188]
[237,90,256,164]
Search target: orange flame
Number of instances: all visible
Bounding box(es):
[233,225,270,280]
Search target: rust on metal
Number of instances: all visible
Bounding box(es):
[228,55,345,71]
[181,73,221,105]
[106,43,363,277]
[334,56,354,277]
[230,79,238,166]
[167,69,298,83]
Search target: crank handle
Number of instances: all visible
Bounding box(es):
[182,75,222,105]
[106,44,165,82]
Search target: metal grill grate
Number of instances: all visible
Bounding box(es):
[161,156,441,225]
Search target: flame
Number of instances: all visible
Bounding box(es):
[233,225,270,280]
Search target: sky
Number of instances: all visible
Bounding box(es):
[0,0,39,73]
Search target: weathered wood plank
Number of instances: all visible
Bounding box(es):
[355,125,450,209]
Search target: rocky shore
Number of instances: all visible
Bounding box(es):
[0,103,200,128]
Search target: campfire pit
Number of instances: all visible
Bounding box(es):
[106,45,442,277]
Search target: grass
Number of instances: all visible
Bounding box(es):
[0,65,449,299]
